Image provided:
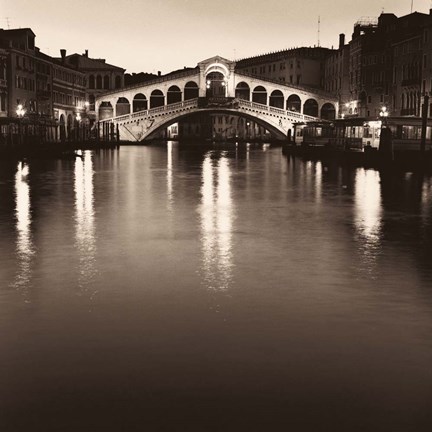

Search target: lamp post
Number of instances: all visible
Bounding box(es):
[221,79,228,98]
[75,112,82,142]
[16,104,26,146]
[378,106,392,160]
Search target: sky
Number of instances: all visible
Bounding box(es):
[1,0,431,74]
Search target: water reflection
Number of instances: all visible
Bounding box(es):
[167,141,175,211]
[314,161,322,204]
[11,162,34,297]
[74,151,97,291]
[200,152,234,291]
[354,169,383,272]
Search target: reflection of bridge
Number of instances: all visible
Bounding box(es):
[96,56,338,142]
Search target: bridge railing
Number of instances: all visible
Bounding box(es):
[237,99,318,122]
[103,98,200,123]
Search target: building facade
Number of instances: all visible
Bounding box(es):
[324,10,432,119]
[0,48,7,117]
[62,50,125,122]
[235,47,334,89]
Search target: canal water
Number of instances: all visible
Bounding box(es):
[1,144,432,431]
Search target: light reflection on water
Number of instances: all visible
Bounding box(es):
[74,151,98,291]
[354,169,383,276]
[11,162,34,297]
[200,151,234,291]
[1,146,432,430]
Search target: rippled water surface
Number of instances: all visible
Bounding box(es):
[1,144,432,431]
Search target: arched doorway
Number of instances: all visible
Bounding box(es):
[150,90,164,108]
[303,99,318,117]
[99,101,113,120]
[116,97,130,116]
[252,86,267,105]
[206,72,226,97]
[167,85,182,104]
[286,94,301,112]
[321,103,336,120]
[59,114,66,142]
[66,114,73,140]
[269,90,284,108]
[133,93,147,112]
[184,81,199,100]
[89,94,95,111]
[235,82,250,100]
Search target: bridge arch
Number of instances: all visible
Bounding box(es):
[303,98,318,117]
[150,89,165,108]
[235,82,250,100]
[252,86,267,105]
[116,97,130,116]
[269,90,284,109]
[321,102,336,120]
[140,109,287,142]
[204,62,229,77]
[286,94,301,112]
[167,85,182,104]
[133,93,147,112]
[184,81,199,100]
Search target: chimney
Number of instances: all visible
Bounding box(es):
[339,33,345,49]
[60,49,66,61]
[84,49,88,57]
[158,71,161,76]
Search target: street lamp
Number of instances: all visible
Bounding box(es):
[16,104,26,118]
[379,106,389,126]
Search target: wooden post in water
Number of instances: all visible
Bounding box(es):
[379,127,393,162]
[420,94,429,153]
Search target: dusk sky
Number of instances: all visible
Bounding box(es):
[1,0,430,74]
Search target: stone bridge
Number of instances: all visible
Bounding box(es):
[95,55,338,142]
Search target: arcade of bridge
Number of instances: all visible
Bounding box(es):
[95,55,338,122]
